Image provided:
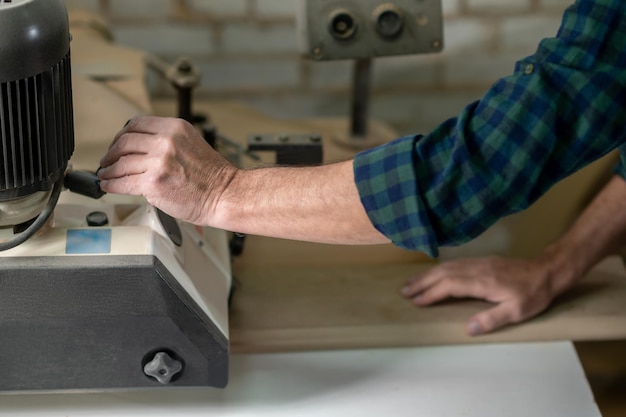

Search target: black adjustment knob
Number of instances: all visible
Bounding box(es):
[373,4,405,39]
[86,211,108,227]
[328,9,358,40]
[143,351,183,384]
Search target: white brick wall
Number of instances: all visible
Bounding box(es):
[255,0,297,17]
[69,0,575,134]
[188,0,248,16]
[441,0,461,16]
[196,58,300,92]
[113,24,215,55]
[307,60,354,90]
[541,0,576,10]
[442,19,491,54]
[467,0,531,14]
[108,0,172,18]
[371,55,439,89]
[500,16,562,52]
[64,0,100,13]
[219,24,297,54]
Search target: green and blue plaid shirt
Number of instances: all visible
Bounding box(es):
[354,0,626,257]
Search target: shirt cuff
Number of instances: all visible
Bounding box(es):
[353,135,439,258]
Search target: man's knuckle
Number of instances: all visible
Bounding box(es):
[437,278,451,290]
[171,118,188,132]
[116,132,130,148]
[155,134,176,154]
[117,154,129,168]
[478,314,495,330]
[508,302,526,322]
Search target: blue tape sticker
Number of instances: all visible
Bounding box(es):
[66,229,112,254]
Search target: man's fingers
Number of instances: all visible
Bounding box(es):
[99,174,143,196]
[466,303,522,336]
[108,115,189,152]
[110,116,144,148]
[401,269,449,298]
[127,115,189,136]
[100,132,155,168]
[410,278,481,306]
[410,281,453,306]
[117,115,179,133]
[98,154,150,180]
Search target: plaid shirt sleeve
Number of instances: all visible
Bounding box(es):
[354,0,626,257]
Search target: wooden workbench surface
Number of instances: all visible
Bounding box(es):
[229,256,626,353]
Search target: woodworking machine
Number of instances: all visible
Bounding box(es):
[0,0,231,391]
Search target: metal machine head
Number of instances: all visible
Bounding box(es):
[0,1,231,392]
[0,0,74,247]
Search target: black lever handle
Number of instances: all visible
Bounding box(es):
[64,169,106,199]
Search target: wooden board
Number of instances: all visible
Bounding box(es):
[229,256,626,353]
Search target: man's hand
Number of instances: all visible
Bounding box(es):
[400,256,564,336]
[96,116,388,245]
[98,116,238,226]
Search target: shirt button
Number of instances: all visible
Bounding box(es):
[524,63,535,75]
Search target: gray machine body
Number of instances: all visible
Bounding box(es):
[0,255,229,391]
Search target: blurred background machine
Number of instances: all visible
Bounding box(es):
[297,0,443,146]
[0,0,230,391]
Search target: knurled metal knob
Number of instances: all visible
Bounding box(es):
[143,351,183,384]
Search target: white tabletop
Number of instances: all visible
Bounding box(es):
[0,341,600,417]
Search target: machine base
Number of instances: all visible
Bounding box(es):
[0,255,228,392]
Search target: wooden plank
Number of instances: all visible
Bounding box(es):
[229,256,626,353]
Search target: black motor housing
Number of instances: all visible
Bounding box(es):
[0,0,74,200]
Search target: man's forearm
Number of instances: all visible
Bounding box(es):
[97,116,388,245]
[540,174,626,294]
[213,160,390,245]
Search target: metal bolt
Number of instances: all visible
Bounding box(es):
[277,134,289,143]
[177,59,192,74]
[431,40,441,50]
[309,135,321,143]
[312,46,323,59]
[416,14,428,26]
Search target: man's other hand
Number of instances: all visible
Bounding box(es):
[400,256,560,335]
